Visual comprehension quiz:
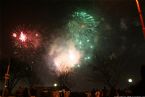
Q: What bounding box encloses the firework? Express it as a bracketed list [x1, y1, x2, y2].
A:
[12, 33, 17, 38]
[12, 26, 41, 49]
[48, 39, 82, 75]
[67, 10, 99, 62]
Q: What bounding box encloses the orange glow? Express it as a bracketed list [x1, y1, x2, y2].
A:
[135, 0, 145, 37]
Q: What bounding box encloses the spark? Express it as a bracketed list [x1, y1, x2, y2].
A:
[90, 45, 93, 49]
[12, 33, 17, 38]
[69, 50, 76, 61]
[77, 64, 80, 68]
[35, 33, 39, 37]
[128, 78, 133, 83]
[12, 26, 41, 49]
[67, 10, 100, 63]
[19, 32, 27, 42]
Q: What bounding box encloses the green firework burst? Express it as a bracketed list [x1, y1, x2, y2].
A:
[68, 10, 99, 62]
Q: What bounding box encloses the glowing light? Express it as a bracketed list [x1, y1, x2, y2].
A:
[12, 27, 41, 49]
[68, 11, 97, 50]
[77, 64, 80, 68]
[53, 45, 81, 74]
[19, 32, 27, 42]
[12, 33, 17, 37]
[49, 40, 82, 75]
[87, 39, 90, 42]
[87, 56, 90, 59]
[67, 10, 100, 63]
[68, 49, 81, 65]
[53, 83, 58, 87]
[79, 41, 82, 45]
[90, 45, 93, 48]
[135, 0, 145, 37]
[69, 50, 76, 61]
[128, 78, 133, 83]
[35, 33, 39, 37]
[85, 56, 90, 60]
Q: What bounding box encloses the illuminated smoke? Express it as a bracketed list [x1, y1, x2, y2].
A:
[48, 40, 82, 75]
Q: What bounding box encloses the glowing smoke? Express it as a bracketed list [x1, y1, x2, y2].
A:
[48, 40, 82, 75]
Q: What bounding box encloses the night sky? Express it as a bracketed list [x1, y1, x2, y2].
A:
[1, 0, 145, 91]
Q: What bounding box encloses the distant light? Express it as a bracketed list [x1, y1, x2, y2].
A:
[128, 78, 133, 83]
[53, 83, 58, 87]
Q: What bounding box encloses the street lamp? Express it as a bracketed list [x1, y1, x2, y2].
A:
[128, 78, 133, 83]
[53, 83, 58, 87]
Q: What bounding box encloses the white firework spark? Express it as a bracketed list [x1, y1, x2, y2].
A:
[48, 39, 82, 75]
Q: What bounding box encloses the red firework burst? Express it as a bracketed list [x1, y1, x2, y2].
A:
[12, 28, 41, 49]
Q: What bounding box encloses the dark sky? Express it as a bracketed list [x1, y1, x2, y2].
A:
[1, 0, 144, 57]
[1, 0, 145, 91]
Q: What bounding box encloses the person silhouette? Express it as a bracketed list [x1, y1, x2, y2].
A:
[131, 65, 145, 96]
